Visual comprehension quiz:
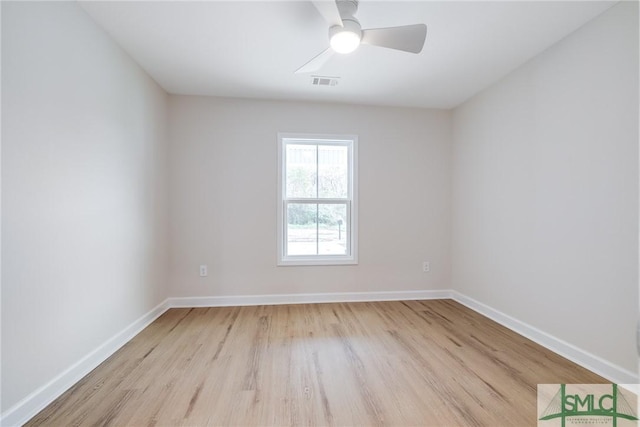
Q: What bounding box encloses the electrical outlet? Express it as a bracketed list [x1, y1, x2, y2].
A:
[199, 265, 208, 277]
[422, 261, 430, 273]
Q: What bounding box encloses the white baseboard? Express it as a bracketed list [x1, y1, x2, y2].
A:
[0, 299, 171, 427]
[4, 289, 636, 426]
[169, 289, 453, 308]
[451, 291, 639, 385]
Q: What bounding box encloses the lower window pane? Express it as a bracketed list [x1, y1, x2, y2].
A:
[286, 203, 317, 255]
[286, 203, 348, 257]
[319, 204, 347, 255]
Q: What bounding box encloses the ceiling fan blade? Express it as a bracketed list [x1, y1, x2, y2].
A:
[311, 0, 343, 27]
[295, 47, 335, 74]
[361, 24, 427, 54]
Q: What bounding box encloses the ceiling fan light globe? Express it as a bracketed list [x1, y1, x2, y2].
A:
[330, 30, 361, 54]
[328, 20, 362, 54]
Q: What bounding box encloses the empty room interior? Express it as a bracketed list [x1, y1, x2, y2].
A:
[2, 0, 639, 425]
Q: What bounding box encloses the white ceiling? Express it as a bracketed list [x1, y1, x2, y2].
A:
[79, 1, 617, 109]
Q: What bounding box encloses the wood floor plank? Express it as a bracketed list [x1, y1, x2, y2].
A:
[26, 300, 611, 426]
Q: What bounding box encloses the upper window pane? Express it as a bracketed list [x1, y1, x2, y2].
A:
[318, 145, 348, 199]
[286, 144, 317, 198]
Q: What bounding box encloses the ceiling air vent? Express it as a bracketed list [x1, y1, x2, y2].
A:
[311, 76, 339, 87]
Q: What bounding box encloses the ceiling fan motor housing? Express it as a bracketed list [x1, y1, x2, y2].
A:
[329, 19, 362, 39]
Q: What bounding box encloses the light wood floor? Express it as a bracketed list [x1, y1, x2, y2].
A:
[27, 300, 607, 426]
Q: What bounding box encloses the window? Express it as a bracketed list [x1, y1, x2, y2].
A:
[277, 133, 358, 266]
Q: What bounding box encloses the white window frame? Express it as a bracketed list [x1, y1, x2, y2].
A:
[277, 133, 358, 266]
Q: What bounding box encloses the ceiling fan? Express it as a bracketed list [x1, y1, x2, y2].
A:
[296, 0, 427, 74]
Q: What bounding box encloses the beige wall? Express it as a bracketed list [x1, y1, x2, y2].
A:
[168, 96, 452, 297]
[451, 1, 638, 374]
[2, 2, 170, 411]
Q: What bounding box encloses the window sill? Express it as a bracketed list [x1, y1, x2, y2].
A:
[278, 256, 358, 267]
